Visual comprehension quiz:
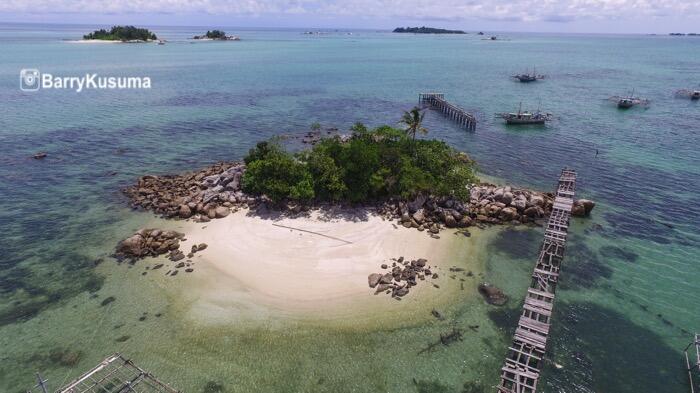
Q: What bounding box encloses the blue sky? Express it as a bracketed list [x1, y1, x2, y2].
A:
[1, 0, 699, 33]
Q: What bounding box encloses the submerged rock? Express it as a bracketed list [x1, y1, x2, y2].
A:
[572, 199, 596, 217]
[478, 283, 508, 306]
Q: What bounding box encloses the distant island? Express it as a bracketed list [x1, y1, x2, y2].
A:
[193, 30, 240, 41]
[393, 26, 466, 34]
[669, 33, 698, 36]
[83, 26, 157, 42]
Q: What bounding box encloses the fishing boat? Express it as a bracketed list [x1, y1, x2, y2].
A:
[675, 89, 700, 100]
[609, 90, 649, 109]
[497, 103, 552, 125]
[512, 68, 545, 82]
[617, 97, 635, 108]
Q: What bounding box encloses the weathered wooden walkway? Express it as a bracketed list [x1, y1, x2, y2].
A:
[685, 334, 700, 393]
[496, 168, 577, 393]
[419, 93, 476, 130]
[28, 353, 180, 393]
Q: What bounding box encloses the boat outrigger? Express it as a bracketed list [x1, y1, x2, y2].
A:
[512, 68, 545, 82]
[675, 89, 700, 100]
[497, 103, 552, 125]
[609, 90, 649, 109]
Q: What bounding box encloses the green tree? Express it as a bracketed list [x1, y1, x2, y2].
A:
[241, 150, 314, 203]
[399, 107, 427, 145]
[304, 148, 347, 200]
[244, 140, 279, 165]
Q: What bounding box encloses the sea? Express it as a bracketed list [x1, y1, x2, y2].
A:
[0, 23, 698, 393]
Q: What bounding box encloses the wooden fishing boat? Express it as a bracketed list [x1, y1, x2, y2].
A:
[609, 90, 649, 109]
[675, 89, 700, 100]
[512, 68, 545, 82]
[497, 103, 551, 125]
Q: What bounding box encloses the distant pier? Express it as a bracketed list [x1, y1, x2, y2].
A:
[496, 168, 577, 393]
[419, 93, 476, 131]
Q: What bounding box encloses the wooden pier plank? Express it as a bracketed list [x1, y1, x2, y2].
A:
[419, 92, 476, 130]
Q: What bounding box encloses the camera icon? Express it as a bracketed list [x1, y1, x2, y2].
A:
[20, 69, 41, 91]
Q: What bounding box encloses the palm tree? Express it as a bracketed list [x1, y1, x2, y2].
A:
[399, 107, 427, 145]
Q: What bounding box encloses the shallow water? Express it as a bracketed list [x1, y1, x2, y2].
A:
[0, 24, 699, 392]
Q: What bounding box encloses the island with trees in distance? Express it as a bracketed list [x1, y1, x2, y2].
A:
[82, 26, 157, 41]
[193, 30, 240, 41]
[393, 26, 466, 34]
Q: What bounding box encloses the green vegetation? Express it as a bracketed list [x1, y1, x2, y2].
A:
[399, 106, 427, 145]
[393, 26, 466, 34]
[83, 26, 157, 41]
[194, 30, 230, 39]
[241, 121, 478, 204]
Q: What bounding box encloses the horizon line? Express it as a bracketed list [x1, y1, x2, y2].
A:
[0, 20, 694, 36]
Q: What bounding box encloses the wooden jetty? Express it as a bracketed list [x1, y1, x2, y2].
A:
[497, 168, 577, 393]
[28, 353, 179, 393]
[685, 334, 700, 393]
[419, 93, 476, 131]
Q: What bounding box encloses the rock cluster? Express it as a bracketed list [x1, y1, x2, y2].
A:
[114, 228, 186, 262]
[379, 184, 555, 234]
[367, 256, 438, 299]
[124, 162, 254, 221]
[477, 283, 508, 306]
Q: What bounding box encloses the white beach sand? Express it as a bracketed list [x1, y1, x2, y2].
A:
[161, 208, 483, 327]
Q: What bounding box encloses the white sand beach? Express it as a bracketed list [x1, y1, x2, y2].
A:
[163, 208, 483, 326]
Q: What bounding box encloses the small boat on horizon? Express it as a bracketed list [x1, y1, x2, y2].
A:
[675, 88, 700, 100]
[497, 103, 552, 125]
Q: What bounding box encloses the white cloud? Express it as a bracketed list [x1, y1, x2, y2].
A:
[1, 0, 699, 22]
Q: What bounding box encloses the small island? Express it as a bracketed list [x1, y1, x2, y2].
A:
[193, 30, 240, 41]
[393, 26, 466, 34]
[82, 25, 157, 42]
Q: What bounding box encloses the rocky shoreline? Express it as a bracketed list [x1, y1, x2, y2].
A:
[114, 228, 208, 275]
[123, 161, 248, 221]
[123, 162, 595, 235]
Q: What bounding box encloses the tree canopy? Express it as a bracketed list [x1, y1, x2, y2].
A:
[83, 26, 157, 41]
[241, 125, 478, 204]
[193, 30, 231, 39]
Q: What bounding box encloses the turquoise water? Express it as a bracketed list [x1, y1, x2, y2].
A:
[1, 23, 699, 392]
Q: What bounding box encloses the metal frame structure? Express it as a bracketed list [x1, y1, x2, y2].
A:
[497, 168, 577, 393]
[28, 353, 179, 393]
